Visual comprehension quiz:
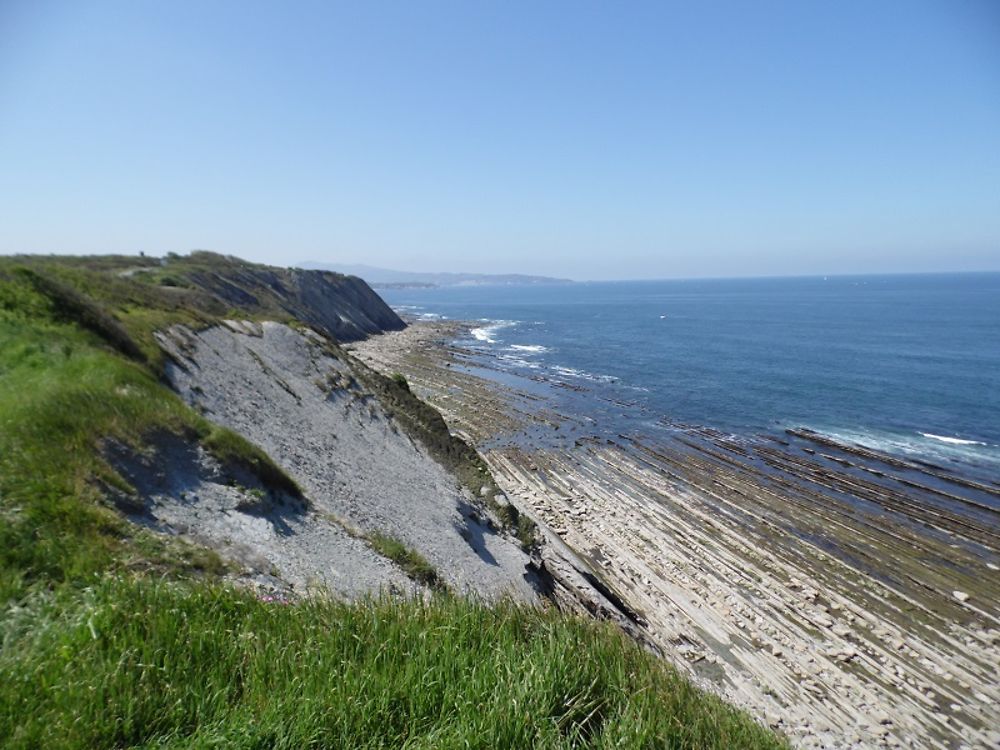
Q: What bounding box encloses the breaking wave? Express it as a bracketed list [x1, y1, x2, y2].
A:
[469, 320, 517, 344]
[803, 426, 998, 470]
[921, 433, 987, 447]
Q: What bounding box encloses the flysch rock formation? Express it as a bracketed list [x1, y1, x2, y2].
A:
[181, 260, 407, 343]
[146, 320, 539, 603]
[349, 321, 1000, 750]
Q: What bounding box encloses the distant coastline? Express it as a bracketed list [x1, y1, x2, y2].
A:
[297, 260, 573, 289]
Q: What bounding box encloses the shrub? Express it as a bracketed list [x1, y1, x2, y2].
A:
[391, 372, 410, 391]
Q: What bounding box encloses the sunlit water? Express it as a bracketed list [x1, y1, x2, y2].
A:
[382, 273, 1000, 480]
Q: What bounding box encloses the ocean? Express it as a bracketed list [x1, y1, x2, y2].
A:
[381, 273, 1000, 481]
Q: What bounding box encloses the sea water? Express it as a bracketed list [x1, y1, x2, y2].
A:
[381, 273, 1000, 479]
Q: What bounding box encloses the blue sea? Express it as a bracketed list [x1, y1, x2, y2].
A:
[381, 273, 1000, 480]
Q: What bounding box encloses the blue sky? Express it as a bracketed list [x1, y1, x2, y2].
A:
[1, 1, 998, 279]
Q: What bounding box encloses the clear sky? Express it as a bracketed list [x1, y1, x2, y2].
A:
[1, 1, 998, 279]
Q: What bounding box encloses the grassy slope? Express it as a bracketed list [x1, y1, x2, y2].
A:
[0, 581, 782, 750]
[0, 272, 214, 601]
[0, 254, 787, 749]
[0, 264, 298, 601]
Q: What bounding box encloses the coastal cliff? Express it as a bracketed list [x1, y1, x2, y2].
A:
[176, 253, 407, 342]
[0, 252, 786, 749]
[0, 251, 529, 601]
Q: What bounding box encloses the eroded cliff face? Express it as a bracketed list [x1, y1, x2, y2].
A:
[180, 259, 405, 342]
[147, 320, 540, 602]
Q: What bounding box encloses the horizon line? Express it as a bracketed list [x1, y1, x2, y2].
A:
[2, 249, 998, 284]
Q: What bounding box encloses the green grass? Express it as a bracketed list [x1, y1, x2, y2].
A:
[0, 577, 786, 750]
[367, 532, 445, 591]
[0, 255, 227, 372]
[0, 280, 196, 600]
[0, 269, 291, 601]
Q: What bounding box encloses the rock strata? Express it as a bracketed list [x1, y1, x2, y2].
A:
[351, 320, 1000, 750]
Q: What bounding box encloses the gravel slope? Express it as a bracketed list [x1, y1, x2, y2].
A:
[155, 320, 539, 602]
[107, 433, 413, 599]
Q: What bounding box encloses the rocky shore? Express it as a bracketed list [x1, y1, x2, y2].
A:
[349, 320, 1000, 750]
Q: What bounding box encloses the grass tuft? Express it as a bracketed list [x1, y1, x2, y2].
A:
[201, 425, 303, 500]
[367, 532, 445, 591]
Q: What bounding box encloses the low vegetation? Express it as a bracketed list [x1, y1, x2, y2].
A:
[0, 274, 198, 601]
[351, 356, 540, 550]
[0, 578, 785, 750]
[201, 425, 303, 499]
[367, 532, 445, 591]
[0, 264, 293, 601]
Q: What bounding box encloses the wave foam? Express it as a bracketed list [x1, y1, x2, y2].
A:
[509, 344, 548, 353]
[802, 426, 998, 469]
[552, 365, 618, 384]
[921, 432, 987, 447]
[499, 354, 541, 369]
[470, 320, 517, 344]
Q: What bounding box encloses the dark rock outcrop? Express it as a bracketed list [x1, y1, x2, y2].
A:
[290, 269, 405, 342]
[183, 259, 405, 342]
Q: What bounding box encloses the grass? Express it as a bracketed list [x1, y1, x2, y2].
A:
[391, 371, 410, 391]
[0, 278, 195, 601]
[0, 577, 786, 750]
[0, 255, 226, 372]
[0, 251, 312, 374]
[367, 532, 445, 591]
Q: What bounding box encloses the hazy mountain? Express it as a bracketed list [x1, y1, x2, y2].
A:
[297, 261, 573, 288]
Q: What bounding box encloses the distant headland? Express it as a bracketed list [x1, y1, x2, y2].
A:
[297, 261, 573, 289]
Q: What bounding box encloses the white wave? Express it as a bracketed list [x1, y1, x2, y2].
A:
[509, 344, 548, 353]
[551, 365, 617, 384]
[921, 432, 987, 447]
[802, 427, 998, 469]
[418, 312, 442, 320]
[499, 354, 541, 369]
[469, 320, 517, 344]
